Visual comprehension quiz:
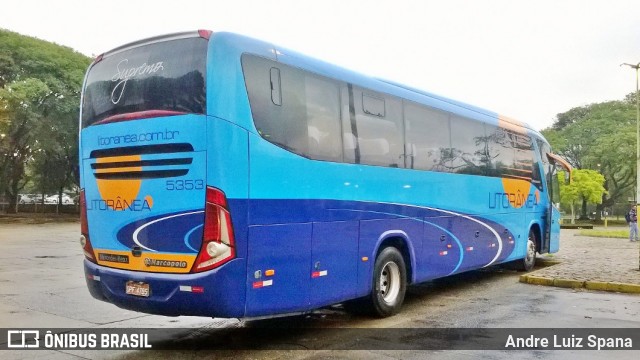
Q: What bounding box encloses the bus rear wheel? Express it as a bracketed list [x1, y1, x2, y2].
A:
[369, 247, 407, 317]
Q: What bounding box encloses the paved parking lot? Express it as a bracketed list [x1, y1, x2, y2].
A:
[1, 222, 639, 359]
[0, 222, 229, 329]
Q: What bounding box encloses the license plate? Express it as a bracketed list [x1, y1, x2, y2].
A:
[125, 281, 150, 297]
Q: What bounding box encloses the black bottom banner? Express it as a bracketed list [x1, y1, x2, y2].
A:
[2, 328, 639, 351]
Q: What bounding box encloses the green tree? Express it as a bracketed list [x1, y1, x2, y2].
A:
[559, 169, 607, 223]
[542, 98, 636, 219]
[0, 78, 50, 209]
[0, 29, 91, 212]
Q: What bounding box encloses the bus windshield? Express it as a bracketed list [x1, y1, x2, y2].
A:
[81, 37, 207, 127]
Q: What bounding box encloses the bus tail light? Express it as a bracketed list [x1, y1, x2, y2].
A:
[192, 187, 235, 272]
[80, 189, 96, 263]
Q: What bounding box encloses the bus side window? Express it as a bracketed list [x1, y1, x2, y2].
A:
[350, 88, 403, 167]
[450, 116, 487, 175]
[243, 54, 342, 162]
[536, 138, 552, 191]
[404, 102, 451, 172]
[303, 75, 342, 162]
[243, 55, 285, 144]
[513, 133, 535, 184]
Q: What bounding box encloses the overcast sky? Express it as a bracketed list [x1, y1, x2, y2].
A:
[2, 0, 639, 130]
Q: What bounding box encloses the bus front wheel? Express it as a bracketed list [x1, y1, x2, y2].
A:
[369, 247, 407, 317]
[512, 230, 536, 272]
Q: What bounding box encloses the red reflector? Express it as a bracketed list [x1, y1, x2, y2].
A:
[252, 280, 273, 288]
[198, 29, 212, 40]
[311, 270, 327, 278]
[191, 286, 204, 293]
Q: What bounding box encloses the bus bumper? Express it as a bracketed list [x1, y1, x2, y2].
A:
[84, 259, 246, 318]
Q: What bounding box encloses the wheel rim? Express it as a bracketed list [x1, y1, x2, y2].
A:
[379, 261, 401, 305]
[525, 237, 535, 267]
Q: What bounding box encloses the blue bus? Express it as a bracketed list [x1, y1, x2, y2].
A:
[79, 30, 571, 318]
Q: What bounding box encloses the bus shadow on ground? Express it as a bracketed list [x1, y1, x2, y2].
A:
[134, 262, 557, 354]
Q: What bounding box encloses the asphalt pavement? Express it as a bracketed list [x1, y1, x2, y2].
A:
[1, 221, 639, 359]
[521, 228, 640, 293]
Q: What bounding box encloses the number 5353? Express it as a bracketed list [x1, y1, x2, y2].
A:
[166, 179, 204, 191]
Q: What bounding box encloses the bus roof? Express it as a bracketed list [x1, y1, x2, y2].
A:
[97, 30, 542, 137]
[213, 32, 540, 135]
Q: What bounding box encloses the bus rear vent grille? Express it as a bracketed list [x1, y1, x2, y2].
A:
[90, 143, 193, 180]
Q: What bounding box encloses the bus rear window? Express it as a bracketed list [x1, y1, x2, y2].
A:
[81, 37, 207, 127]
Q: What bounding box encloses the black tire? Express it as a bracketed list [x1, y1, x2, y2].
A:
[513, 230, 537, 272]
[368, 247, 407, 317]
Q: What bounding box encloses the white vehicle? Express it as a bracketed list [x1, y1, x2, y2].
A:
[45, 194, 75, 205]
[18, 194, 38, 204]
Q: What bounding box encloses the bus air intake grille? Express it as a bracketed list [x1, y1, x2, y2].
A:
[90, 143, 194, 180]
[89, 143, 193, 158]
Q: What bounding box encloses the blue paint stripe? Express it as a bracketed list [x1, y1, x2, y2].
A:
[423, 220, 464, 274]
[184, 224, 203, 252]
[330, 207, 466, 274]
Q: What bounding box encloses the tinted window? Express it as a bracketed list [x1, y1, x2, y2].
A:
[341, 86, 356, 163]
[485, 126, 537, 183]
[513, 133, 535, 181]
[363, 94, 385, 117]
[305, 76, 342, 161]
[242, 55, 342, 162]
[350, 89, 403, 167]
[82, 37, 207, 127]
[450, 116, 488, 175]
[486, 125, 515, 177]
[242, 53, 542, 186]
[537, 138, 551, 166]
[534, 138, 552, 190]
[404, 102, 451, 171]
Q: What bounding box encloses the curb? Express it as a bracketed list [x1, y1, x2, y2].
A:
[520, 274, 640, 294]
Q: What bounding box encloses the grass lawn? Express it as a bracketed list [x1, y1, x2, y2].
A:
[577, 229, 630, 239]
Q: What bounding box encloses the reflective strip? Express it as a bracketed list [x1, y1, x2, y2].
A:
[179, 285, 204, 293]
[312, 270, 328, 278]
[253, 280, 273, 288]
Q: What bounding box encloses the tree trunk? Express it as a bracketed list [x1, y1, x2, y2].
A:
[570, 203, 576, 224]
[5, 185, 18, 214]
[595, 203, 605, 221]
[579, 197, 589, 220]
